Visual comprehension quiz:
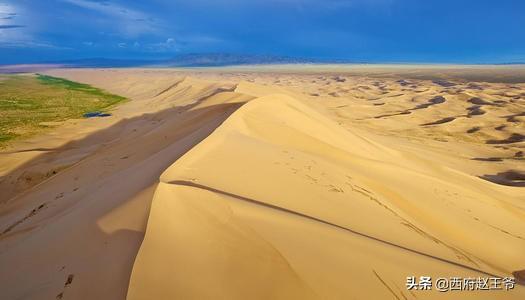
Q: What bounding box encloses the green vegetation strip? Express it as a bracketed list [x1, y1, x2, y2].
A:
[0, 74, 126, 147]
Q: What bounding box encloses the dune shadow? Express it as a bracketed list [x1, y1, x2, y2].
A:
[411, 95, 446, 110]
[479, 170, 525, 187]
[467, 126, 481, 133]
[486, 133, 525, 145]
[0, 96, 248, 298]
[421, 117, 456, 126]
[374, 110, 411, 119]
[514, 270, 525, 285]
[466, 105, 486, 117]
[0, 93, 245, 205]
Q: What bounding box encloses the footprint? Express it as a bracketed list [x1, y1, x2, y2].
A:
[1, 203, 47, 235]
[55, 274, 74, 299]
[65, 274, 74, 286]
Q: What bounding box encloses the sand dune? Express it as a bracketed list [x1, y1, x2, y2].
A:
[129, 90, 525, 299]
[0, 66, 524, 299]
[0, 72, 253, 299]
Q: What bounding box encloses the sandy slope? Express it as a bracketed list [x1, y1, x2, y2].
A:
[0, 71, 253, 299]
[0, 66, 524, 299]
[128, 91, 525, 299]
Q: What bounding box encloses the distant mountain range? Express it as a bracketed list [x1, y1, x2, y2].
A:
[50, 53, 342, 68]
[160, 53, 320, 66]
[3, 54, 523, 69]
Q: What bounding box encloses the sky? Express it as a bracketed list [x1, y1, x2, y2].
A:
[0, 0, 524, 64]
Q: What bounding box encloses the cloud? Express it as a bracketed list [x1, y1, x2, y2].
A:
[61, 0, 163, 37]
[0, 3, 25, 30]
[0, 24, 24, 29]
[0, 39, 68, 49]
[163, 0, 394, 9]
[145, 37, 179, 52]
[0, 3, 63, 50]
[0, 2, 17, 20]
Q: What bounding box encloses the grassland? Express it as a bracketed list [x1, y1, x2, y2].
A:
[0, 74, 126, 147]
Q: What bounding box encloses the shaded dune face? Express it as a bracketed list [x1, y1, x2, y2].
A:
[0, 67, 524, 300]
[480, 170, 525, 187]
[412, 95, 446, 110]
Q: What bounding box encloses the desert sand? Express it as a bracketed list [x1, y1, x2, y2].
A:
[0, 65, 524, 299]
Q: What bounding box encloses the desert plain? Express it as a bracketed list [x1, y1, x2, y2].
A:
[0, 65, 524, 299]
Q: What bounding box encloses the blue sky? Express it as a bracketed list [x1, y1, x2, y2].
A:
[0, 0, 524, 64]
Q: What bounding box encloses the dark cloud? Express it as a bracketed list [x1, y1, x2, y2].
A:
[0, 25, 25, 29]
